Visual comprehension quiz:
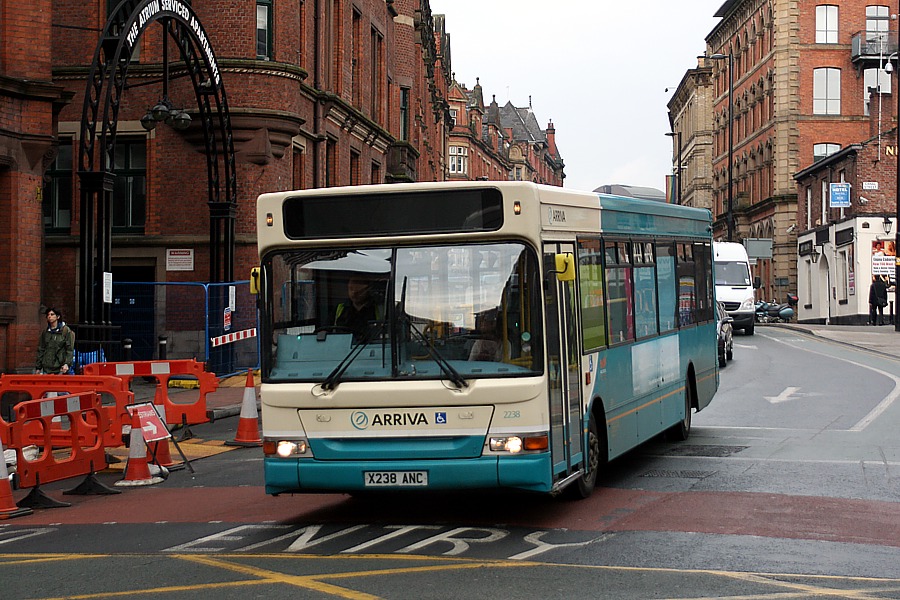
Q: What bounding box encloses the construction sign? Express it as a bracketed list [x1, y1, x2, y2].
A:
[128, 403, 171, 442]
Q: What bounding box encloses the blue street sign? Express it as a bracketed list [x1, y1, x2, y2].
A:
[830, 182, 851, 208]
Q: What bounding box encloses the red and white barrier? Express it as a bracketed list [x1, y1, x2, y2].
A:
[0, 374, 134, 449]
[82, 359, 216, 429]
[9, 391, 116, 508]
[210, 328, 257, 348]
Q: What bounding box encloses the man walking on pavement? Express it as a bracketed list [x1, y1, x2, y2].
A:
[869, 275, 889, 326]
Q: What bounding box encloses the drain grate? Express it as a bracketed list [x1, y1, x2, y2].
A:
[665, 444, 748, 458]
[641, 469, 715, 479]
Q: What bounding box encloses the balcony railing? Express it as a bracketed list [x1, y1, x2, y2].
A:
[851, 31, 899, 63]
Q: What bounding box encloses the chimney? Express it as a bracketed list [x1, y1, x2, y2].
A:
[473, 77, 484, 110]
[546, 120, 558, 156]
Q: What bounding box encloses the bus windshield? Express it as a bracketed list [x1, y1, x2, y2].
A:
[263, 241, 543, 383]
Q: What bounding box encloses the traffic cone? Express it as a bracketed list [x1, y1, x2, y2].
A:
[150, 438, 179, 469]
[226, 370, 262, 447]
[0, 437, 33, 519]
[115, 410, 165, 487]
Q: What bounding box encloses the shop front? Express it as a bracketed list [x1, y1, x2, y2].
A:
[798, 216, 896, 325]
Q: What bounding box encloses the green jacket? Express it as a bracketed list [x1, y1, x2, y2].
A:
[36, 322, 75, 374]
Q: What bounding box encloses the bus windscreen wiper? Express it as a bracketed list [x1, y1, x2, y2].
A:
[405, 318, 468, 389]
[320, 322, 384, 391]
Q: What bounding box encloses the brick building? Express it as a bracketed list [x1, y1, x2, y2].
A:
[666, 59, 716, 210]
[445, 78, 564, 185]
[0, 1, 71, 374]
[492, 98, 564, 186]
[794, 90, 899, 324]
[0, 0, 564, 373]
[447, 78, 511, 181]
[671, 0, 900, 306]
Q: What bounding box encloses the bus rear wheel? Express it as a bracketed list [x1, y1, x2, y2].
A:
[667, 377, 693, 442]
[571, 413, 601, 499]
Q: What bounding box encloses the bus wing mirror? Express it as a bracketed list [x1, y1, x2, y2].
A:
[554, 253, 576, 282]
[250, 267, 260, 295]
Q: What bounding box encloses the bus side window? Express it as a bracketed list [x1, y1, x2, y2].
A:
[677, 243, 696, 326]
[577, 237, 606, 350]
[655, 243, 678, 333]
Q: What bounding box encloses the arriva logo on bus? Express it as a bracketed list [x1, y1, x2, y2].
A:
[548, 207, 567, 224]
[351, 411, 439, 430]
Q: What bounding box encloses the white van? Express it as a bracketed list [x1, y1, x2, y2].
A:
[713, 242, 757, 335]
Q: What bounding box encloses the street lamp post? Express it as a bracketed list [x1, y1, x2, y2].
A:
[710, 52, 735, 241]
[896, 55, 900, 331]
[889, 28, 900, 330]
[665, 131, 682, 204]
[895, 10, 900, 330]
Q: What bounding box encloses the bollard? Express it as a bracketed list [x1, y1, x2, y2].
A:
[158, 336, 167, 361]
[123, 338, 133, 362]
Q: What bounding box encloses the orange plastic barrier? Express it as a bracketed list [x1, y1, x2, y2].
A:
[9, 392, 110, 491]
[0, 374, 134, 449]
[82, 359, 217, 428]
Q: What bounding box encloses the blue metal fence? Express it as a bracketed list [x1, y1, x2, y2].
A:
[110, 280, 259, 377]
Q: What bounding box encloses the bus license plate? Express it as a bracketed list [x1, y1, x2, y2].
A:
[364, 471, 428, 487]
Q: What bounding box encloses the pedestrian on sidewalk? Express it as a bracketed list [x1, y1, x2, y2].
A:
[35, 307, 75, 374]
[869, 275, 889, 326]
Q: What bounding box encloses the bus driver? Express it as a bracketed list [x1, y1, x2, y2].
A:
[334, 275, 384, 338]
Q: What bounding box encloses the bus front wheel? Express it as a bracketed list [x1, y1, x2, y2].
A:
[571, 413, 601, 499]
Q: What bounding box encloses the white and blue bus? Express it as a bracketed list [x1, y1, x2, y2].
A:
[254, 181, 717, 498]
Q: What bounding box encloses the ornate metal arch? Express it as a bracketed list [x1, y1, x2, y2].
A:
[78, 0, 236, 327]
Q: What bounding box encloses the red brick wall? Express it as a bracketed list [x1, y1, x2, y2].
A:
[2, 2, 52, 78]
[792, 1, 900, 230]
[795, 2, 898, 182]
[0, 0, 65, 372]
[796, 132, 898, 228]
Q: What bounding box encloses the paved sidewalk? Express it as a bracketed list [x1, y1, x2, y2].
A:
[776, 322, 900, 358]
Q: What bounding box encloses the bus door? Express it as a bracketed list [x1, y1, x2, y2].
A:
[543, 243, 584, 482]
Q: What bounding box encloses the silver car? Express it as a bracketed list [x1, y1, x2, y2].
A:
[716, 301, 734, 367]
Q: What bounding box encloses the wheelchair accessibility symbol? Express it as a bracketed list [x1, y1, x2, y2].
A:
[435, 412, 447, 425]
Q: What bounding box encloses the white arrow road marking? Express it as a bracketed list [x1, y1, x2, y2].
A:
[761, 331, 900, 431]
[765, 386, 801, 404]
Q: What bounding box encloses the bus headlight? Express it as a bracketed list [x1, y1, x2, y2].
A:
[489, 434, 548, 453]
[491, 436, 523, 453]
[263, 438, 309, 457]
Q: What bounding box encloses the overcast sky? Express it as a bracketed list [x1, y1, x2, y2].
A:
[432, 1, 722, 194]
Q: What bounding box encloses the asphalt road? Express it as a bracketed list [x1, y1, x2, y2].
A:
[3, 325, 900, 599]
